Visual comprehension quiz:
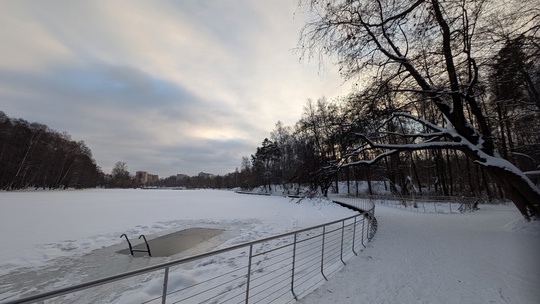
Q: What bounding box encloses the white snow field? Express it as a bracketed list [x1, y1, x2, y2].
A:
[1, 188, 539, 303]
[0, 189, 355, 303]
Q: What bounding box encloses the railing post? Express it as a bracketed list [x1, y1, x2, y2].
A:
[161, 267, 169, 304]
[361, 215, 366, 248]
[368, 212, 373, 242]
[340, 221, 346, 265]
[352, 216, 357, 255]
[320, 226, 328, 281]
[291, 233, 298, 301]
[245, 244, 254, 304]
[367, 212, 373, 241]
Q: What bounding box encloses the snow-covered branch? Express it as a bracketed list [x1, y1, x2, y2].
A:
[343, 149, 400, 167]
[355, 135, 467, 152]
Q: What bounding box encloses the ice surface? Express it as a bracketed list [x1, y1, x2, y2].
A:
[0, 189, 354, 302]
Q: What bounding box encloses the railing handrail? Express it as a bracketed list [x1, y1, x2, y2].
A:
[3, 197, 375, 304]
[344, 193, 487, 203]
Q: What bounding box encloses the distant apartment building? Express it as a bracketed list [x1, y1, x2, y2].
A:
[136, 171, 159, 185]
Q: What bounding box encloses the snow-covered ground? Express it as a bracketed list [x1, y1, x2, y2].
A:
[300, 203, 540, 304]
[1, 188, 539, 303]
[0, 189, 354, 302]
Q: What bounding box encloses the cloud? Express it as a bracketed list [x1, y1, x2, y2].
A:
[0, 0, 349, 177]
[0, 60, 264, 176]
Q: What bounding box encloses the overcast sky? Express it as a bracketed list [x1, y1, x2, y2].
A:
[0, 0, 349, 177]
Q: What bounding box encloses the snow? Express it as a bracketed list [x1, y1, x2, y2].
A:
[0, 189, 355, 302]
[1, 189, 539, 303]
[300, 203, 540, 304]
[524, 170, 540, 177]
[0, 189, 354, 273]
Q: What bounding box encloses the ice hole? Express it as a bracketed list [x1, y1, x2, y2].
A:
[118, 228, 224, 257]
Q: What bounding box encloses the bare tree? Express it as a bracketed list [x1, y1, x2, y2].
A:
[299, 0, 540, 220]
[111, 161, 132, 188]
[0, 112, 100, 190]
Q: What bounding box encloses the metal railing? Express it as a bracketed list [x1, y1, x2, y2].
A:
[3, 198, 376, 304]
[359, 195, 479, 213]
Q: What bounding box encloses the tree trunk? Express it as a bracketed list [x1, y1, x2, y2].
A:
[411, 152, 423, 194]
[445, 150, 454, 196]
[366, 166, 373, 196]
[346, 166, 350, 195]
[481, 168, 493, 202]
[484, 165, 540, 221]
[466, 158, 475, 195]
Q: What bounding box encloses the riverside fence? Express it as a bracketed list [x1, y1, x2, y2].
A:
[358, 195, 480, 213]
[3, 197, 376, 304]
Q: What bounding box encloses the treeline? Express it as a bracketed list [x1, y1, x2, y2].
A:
[160, 172, 242, 189]
[105, 161, 243, 189]
[235, 35, 540, 199]
[0, 111, 102, 190]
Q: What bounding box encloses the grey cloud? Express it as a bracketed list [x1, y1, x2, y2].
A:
[0, 62, 200, 121]
[122, 137, 254, 177]
[0, 0, 347, 178]
[0, 62, 266, 176]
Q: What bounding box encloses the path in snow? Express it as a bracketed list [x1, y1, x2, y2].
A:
[299, 204, 540, 304]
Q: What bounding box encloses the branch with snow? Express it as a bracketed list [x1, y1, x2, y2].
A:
[341, 112, 473, 168]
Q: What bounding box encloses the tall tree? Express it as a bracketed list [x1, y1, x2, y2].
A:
[489, 37, 540, 169]
[252, 138, 281, 192]
[111, 161, 132, 188]
[299, 0, 540, 220]
[270, 121, 301, 192]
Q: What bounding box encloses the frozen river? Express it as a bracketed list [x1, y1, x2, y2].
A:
[0, 189, 354, 302]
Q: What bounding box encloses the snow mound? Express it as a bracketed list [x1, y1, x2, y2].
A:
[503, 218, 540, 236]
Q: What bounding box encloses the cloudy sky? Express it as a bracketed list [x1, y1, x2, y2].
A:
[0, 0, 350, 177]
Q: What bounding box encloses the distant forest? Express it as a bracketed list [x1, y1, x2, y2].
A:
[239, 92, 539, 200]
[0, 111, 102, 190]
